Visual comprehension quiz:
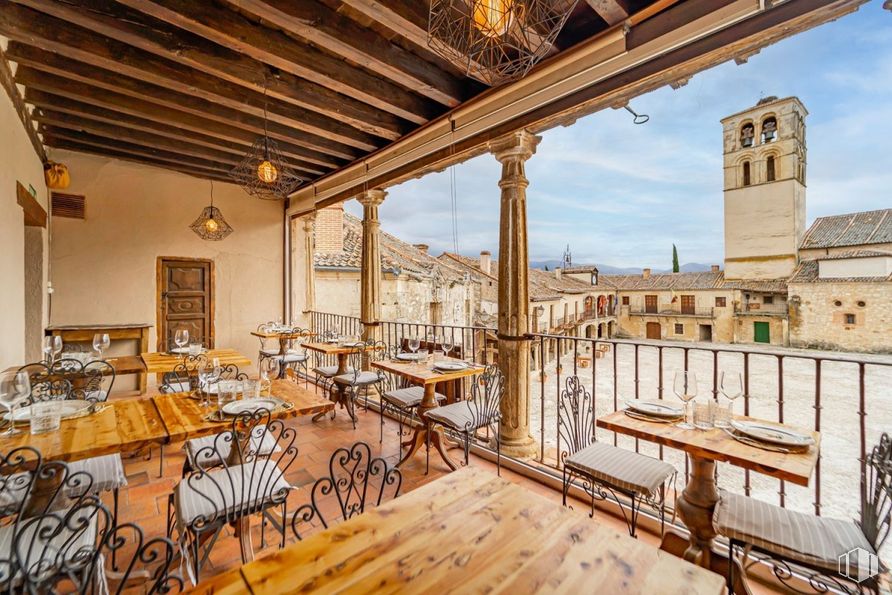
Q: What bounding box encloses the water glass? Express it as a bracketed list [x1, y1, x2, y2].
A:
[30, 402, 61, 435]
[693, 402, 714, 430]
[712, 399, 733, 428]
[241, 379, 260, 400]
[188, 342, 203, 356]
[673, 370, 698, 430]
[217, 381, 238, 414]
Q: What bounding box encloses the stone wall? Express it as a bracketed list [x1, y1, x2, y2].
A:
[789, 282, 892, 353]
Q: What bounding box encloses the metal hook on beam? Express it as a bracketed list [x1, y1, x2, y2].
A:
[624, 105, 649, 125]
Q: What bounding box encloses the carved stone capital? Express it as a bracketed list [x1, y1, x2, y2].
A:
[302, 211, 316, 233]
[489, 130, 541, 164]
[356, 188, 387, 209]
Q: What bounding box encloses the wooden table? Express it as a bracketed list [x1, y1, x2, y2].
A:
[302, 342, 381, 423]
[598, 410, 820, 592]
[46, 324, 152, 393]
[141, 348, 253, 375]
[186, 467, 726, 595]
[372, 356, 484, 471]
[251, 329, 314, 378]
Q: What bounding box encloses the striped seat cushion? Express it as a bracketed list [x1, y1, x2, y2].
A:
[313, 365, 354, 378]
[565, 442, 675, 498]
[714, 490, 875, 573]
[333, 371, 381, 386]
[382, 386, 446, 409]
[185, 429, 281, 469]
[426, 401, 494, 431]
[66, 454, 127, 496]
[175, 460, 291, 528]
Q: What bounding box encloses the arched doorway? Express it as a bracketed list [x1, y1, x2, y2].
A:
[585, 324, 595, 338]
[597, 323, 604, 338]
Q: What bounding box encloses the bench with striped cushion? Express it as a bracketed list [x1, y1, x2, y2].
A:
[565, 441, 675, 499]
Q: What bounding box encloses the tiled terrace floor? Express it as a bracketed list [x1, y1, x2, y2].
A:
[109, 388, 780, 593]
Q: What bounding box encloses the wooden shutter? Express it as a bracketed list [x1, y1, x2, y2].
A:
[51, 192, 85, 219]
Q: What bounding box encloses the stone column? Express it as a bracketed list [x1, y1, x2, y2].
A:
[490, 130, 540, 458]
[302, 213, 316, 327]
[358, 189, 386, 343]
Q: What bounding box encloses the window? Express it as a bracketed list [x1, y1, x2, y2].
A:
[674, 323, 684, 335]
[742, 161, 751, 186]
[645, 295, 657, 314]
[761, 116, 777, 143]
[680, 295, 695, 315]
[834, 300, 842, 307]
[766, 155, 776, 181]
[740, 123, 754, 148]
[763, 295, 774, 305]
[622, 296, 630, 306]
[845, 313, 856, 325]
[715, 297, 726, 307]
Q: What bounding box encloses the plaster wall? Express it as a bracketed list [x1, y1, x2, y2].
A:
[0, 82, 48, 370]
[48, 150, 283, 368]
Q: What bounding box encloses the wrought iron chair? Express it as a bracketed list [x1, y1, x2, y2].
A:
[424, 364, 504, 475]
[290, 441, 401, 540]
[331, 340, 388, 429]
[557, 376, 676, 538]
[158, 355, 209, 394]
[379, 346, 447, 445]
[167, 408, 297, 584]
[257, 325, 310, 384]
[0, 446, 181, 594]
[716, 432, 891, 594]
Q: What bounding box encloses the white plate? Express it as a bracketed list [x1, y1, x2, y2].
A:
[731, 421, 814, 447]
[624, 400, 684, 418]
[342, 342, 364, 348]
[433, 361, 468, 372]
[222, 398, 279, 416]
[7, 400, 92, 423]
[396, 353, 426, 361]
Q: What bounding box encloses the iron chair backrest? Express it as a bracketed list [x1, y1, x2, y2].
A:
[861, 432, 892, 553]
[466, 364, 504, 431]
[556, 376, 595, 462]
[18, 359, 115, 404]
[160, 354, 209, 393]
[218, 363, 248, 381]
[0, 447, 180, 594]
[344, 340, 388, 384]
[291, 441, 401, 539]
[183, 408, 297, 529]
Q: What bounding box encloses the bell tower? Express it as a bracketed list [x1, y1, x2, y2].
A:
[721, 96, 807, 280]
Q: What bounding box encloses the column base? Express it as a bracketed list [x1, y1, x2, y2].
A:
[498, 433, 538, 459]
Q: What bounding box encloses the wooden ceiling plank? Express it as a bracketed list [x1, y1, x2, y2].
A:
[215, 0, 465, 106]
[40, 126, 238, 174]
[15, 68, 345, 170]
[24, 89, 327, 176]
[584, 0, 630, 26]
[43, 137, 237, 184]
[11, 0, 438, 123]
[7, 46, 369, 159]
[0, 45, 45, 161]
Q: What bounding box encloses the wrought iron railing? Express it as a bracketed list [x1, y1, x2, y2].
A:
[630, 307, 715, 317]
[306, 311, 891, 533]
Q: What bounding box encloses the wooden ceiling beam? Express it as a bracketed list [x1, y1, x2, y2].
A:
[8, 0, 439, 124]
[43, 137, 237, 184]
[39, 126, 238, 175]
[7, 45, 369, 160]
[15, 68, 346, 170]
[24, 89, 327, 176]
[584, 0, 631, 26]
[338, 0, 432, 51]
[126, 0, 466, 107]
[0, 45, 45, 161]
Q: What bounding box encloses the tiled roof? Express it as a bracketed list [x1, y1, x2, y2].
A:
[601, 271, 787, 293]
[562, 265, 599, 274]
[815, 249, 892, 261]
[789, 259, 892, 284]
[315, 215, 468, 282]
[800, 209, 892, 250]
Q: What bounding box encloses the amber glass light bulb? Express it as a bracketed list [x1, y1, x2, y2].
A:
[257, 160, 278, 183]
[204, 218, 219, 233]
[472, 0, 513, 38]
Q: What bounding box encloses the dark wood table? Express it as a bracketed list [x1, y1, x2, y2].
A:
[185, 467, 726, 594]
[598, 410, 820, 593]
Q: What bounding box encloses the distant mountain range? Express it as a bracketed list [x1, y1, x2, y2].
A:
[529, 260, 717, 275]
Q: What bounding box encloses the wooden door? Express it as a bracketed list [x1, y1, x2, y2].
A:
[753, 321, 770, 344]
[157, 258, 214, 351]
[646, 322, 661, 340]
[644, 295, 657, 313]
[681, 295, 695, 315]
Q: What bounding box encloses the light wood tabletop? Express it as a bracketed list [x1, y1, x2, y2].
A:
[302, 341, 376, 356]
[0, 398, 167, 464]
[141, 348, 253, 374]
[372, 356, 484, 385]
[187, 467, 726, 595]
[151, 378, 333, 443]
[597, 410, 820, 486]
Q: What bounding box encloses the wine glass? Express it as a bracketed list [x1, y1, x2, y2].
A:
[267, 357, 281, 382]
[0, 372, 31, 436]
[673, 371, 698, 430]
[442, 335, 454, 359]
[717, 371, 743, 427]
[92, 333, 110, 360]
[407, 336, 420, 355]
[42, 337, 55, 364]
[52, 336, 63, 364]
[174, 329, 189, 352]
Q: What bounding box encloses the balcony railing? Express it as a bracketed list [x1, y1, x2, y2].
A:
[308, 311, 890, 530]
[630, 307, 714, 318]
[735, 303, 788, 316]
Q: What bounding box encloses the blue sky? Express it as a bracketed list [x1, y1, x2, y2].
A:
[346, 2, 892, 269]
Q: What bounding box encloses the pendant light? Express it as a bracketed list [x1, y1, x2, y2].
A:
[428, 0, 579, 86]
[230, 83, 303, 200]
[190, 180, 233, 241]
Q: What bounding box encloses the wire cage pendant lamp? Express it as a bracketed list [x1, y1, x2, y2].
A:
[229, 84, 303, 200]
[190, 180, 233, 241]
[428, 0, 579, 86]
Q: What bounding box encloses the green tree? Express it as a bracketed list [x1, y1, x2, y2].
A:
[672, 244, 680, 273]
